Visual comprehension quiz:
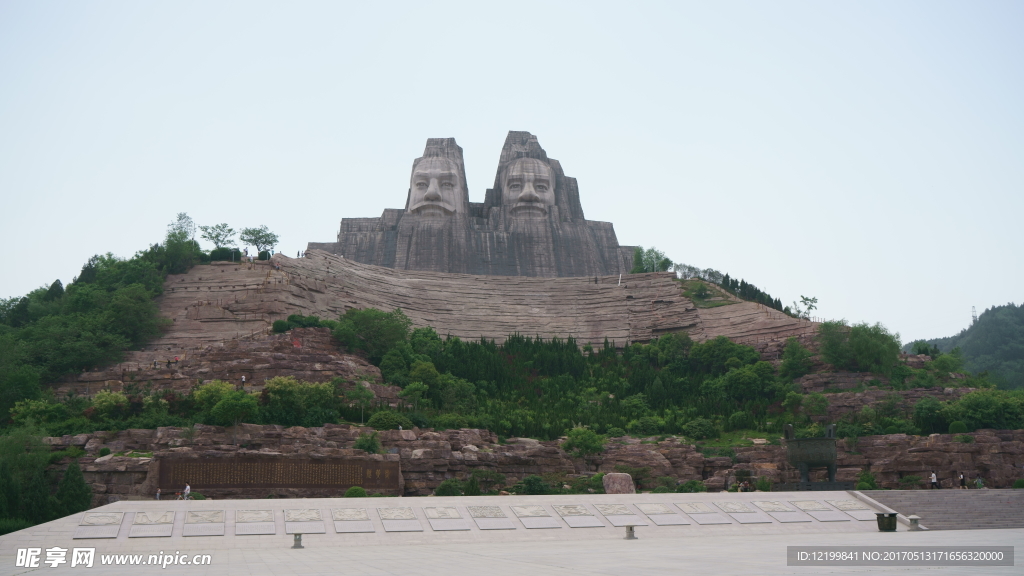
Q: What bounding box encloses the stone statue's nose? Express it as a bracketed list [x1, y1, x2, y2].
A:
[424, 179, 442, 201]
[518, 184, 541, 203]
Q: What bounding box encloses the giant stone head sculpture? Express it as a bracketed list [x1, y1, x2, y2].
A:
[406, 138, 469, 217]
[501, 157, 555, 218]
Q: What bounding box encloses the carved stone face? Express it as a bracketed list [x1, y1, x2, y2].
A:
[502, 158, 554, 218]
[408, 157, 463, 217]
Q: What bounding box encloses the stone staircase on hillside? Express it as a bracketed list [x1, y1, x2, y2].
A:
[865, 490, 1024, 530]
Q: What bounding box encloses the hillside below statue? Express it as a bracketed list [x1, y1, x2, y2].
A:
[308, 131, 636, 277]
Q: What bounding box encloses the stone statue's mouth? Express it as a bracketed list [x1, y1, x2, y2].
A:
[510, 202, 548, 218]
[410, 203, 454, 217]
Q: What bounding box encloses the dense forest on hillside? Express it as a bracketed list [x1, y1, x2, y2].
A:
[907, 303, 1024, 390]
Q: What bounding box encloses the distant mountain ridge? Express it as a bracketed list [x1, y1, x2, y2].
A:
[907, 302, 1024, 389]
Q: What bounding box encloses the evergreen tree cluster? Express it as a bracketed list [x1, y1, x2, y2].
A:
[718, 273, 784, 311]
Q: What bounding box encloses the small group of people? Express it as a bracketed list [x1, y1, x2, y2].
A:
[930, 470, 984, 489]
[155, 483, 191, 500]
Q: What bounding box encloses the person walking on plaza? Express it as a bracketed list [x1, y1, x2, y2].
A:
[155, 488, 161, 500]
[930, 471, 939, 489]
[975, 476, 984, 489]
[183, 482, 191, 499]
[959, 471, 966, 490]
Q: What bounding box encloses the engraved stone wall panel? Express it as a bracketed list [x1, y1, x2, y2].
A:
[285, 521, 326, 534]
[236, 510, 274, 523]
[183, 524, 225, 537]
[81, 513, 124, 526]
[675, 503, 730, 525]
[511, 505, 561, 529]
[332, 508, 374, 533]
[129, 524, 174, 538]
[133, 511, 174, 525]
[158, 457, 399, 492]
[284, 509, 322, 522]
[826, 499, 877, 521]
[379, 507, 422, 532]
[332, 508, 370, 521]
[186, 510, 225, 523]
[73, 526, 121, 539]
[467, 506, 514, 530]
[634, 503, 689, 526]
[553, 504, 604, 528]
[235, 523, 276, 535]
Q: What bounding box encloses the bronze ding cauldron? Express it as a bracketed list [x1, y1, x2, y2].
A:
[784, 424, 838, 483]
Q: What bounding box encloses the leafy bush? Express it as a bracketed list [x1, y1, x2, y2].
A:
[431, 413, 468, 430]
[434, 479, 462, 496]
[1013, 479, 1024, 489]
[272, 320, 292, 333]
[652, 486, 671, 493]
[514, 475, 551, 495]
[676, 479, 707, 493]
[98, 447, 110, 457]
[332, 308, 412, 365]
[857, 470, 878, 490]
[899, 475, 922, 489]
[955, 434, 974, 444]
[726, 411, 753, 431]
[818, 321, 901, 376]
[606, 427, 626, 438]
[344, 486, 367, 498]
[191, 492, 206, 500]
[948, 421, 968, 434]
[365, 411, 413, 431]
[755, 476, 772, 492]
[627, 416, 664, 436]
[209, 247, 241, 262]
[681, 418, 718, 439]
[354, 432, 382, 454]
[462, 475, 481, 496]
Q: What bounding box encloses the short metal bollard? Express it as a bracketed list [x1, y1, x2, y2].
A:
[908, 515, 921, 531]
[624, 525, 637, 540]
[292, 533, 304, 549]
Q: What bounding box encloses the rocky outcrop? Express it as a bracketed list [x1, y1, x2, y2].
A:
[44, 426, 1024, 507]
[57, 328, 387, 398]
[819, 387, 975, 423]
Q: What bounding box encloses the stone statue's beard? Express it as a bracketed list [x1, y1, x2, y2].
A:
[509, 202, 549, 218]
[410, 202, 455, 217]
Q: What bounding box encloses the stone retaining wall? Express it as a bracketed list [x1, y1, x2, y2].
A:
[43, 425, 1024, 508]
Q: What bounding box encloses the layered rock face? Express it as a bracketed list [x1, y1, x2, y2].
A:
[45, 425, 1024, 506]
[309, 132, 635, 277]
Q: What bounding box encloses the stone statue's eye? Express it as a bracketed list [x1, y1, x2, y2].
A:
[442, 182, 454, 188]
[416, 182, 427, 188]
[536, 184, 548, 192]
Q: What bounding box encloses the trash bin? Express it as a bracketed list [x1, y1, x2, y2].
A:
[876, 513, 897, 532]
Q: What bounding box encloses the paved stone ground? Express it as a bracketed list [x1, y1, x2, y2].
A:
[867, 489, 1024, 530]
[4, 492, 1019, 575]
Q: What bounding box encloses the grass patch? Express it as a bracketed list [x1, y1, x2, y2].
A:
[692, 429, 762, 447]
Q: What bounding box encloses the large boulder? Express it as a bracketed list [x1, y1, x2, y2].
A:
[603, 472, 636, 494]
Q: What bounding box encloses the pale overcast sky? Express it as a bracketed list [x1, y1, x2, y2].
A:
[1, 1, 1021, 343]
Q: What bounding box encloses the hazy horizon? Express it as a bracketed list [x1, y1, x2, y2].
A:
[2, 1, 1021, 343]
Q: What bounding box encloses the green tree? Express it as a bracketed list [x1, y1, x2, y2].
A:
[55, 460, 93, 516]
[399, 382, 429, 412]
[198, 223, 236, 248]
[210, 391, 259, 444]
[561, 427, 606, 469]
[779, 337, 813, 380]
[913, 396, 946, 434]
[332, 308, 412, 364]
[239, 225, 279, 254]
[630, 246, 673, 274]
[344, 385, 375, 425]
